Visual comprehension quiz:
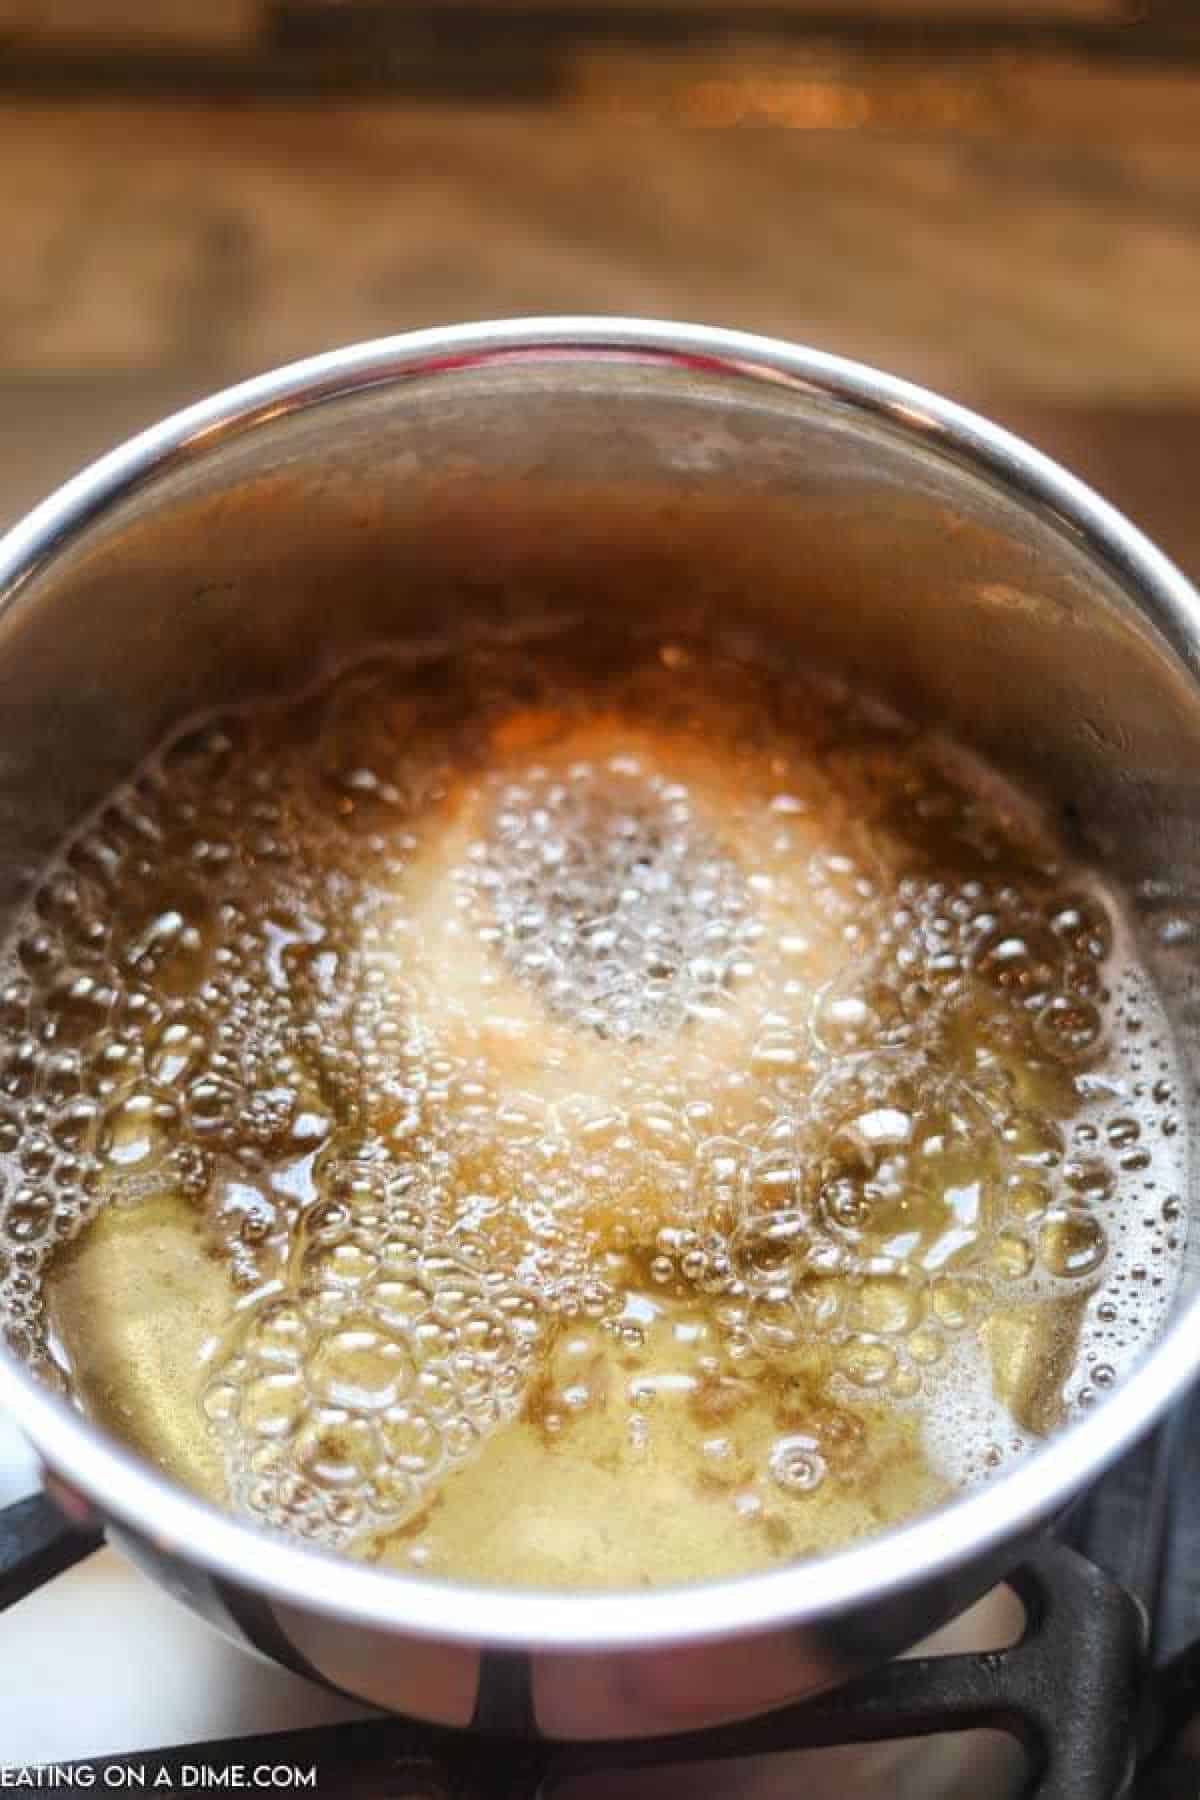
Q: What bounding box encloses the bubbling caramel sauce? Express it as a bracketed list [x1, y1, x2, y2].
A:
[0, 628, 1186, 1588]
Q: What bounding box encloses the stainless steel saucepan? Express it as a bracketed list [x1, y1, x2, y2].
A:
[0, 319, 1197, 1740]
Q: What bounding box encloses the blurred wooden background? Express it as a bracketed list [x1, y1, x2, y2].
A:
[0, 2, 1198, 569]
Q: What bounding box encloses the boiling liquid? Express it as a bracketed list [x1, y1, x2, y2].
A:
[0, 631, 1186, 1587]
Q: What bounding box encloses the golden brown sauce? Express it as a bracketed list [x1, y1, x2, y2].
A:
[0, 629, 1185, 1587]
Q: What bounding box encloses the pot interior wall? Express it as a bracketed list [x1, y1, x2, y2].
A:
[1, 352, 1198, 1412]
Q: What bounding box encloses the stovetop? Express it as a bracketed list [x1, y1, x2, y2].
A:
[5, 1392, 1200, 1798]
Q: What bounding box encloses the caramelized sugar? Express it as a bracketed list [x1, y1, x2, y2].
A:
[0, 628, 1186, 1587]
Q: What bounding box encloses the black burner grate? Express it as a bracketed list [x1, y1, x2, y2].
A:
[6, 1387, 1200, 1798]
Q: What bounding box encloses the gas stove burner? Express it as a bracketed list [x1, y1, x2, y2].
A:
[6, 1390, 1200, 1799]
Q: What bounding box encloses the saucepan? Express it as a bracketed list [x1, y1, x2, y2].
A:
[0, 319, 1197, 1742]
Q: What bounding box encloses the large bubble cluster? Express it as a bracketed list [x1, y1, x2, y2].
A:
[476, 756, 754, 1043]
[0, 630, 1187, 1574]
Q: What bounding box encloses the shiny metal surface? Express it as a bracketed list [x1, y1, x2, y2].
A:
[0, 318, 1198, 1737]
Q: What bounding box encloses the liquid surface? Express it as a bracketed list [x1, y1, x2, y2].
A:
[0, 629, 1186, 1588]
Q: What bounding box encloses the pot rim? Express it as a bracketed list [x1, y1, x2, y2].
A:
[0, 315, 1197, 1652]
